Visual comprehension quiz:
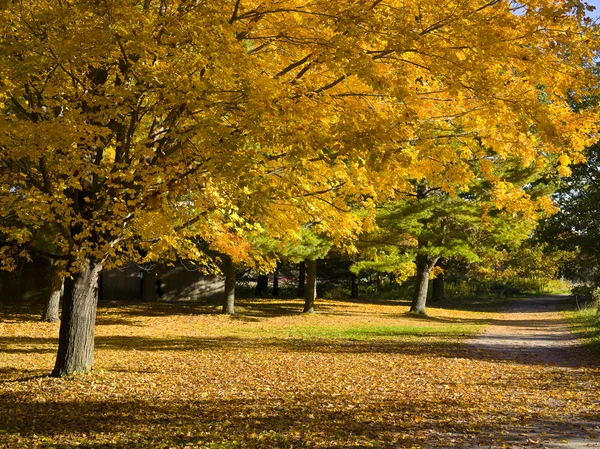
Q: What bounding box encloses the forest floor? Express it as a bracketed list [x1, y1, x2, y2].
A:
[0, 295, 598, 448]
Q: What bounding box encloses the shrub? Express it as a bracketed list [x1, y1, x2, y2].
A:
[570, 285, 600, 310]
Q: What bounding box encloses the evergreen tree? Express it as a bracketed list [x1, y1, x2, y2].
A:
[355, 159, 556, 313]
[538, 142, 600, 283]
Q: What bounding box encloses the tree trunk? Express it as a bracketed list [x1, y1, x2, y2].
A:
[255, 274, 269, 296]
[431, 272, 445, 303]
[350, 273, 359, 299]
[98, 270, 104, 301]
[41, 260, 64, 323]
[51, 260, 102, 377]
[298, 261, 305, 297]
[409, 255, 439, 314]
[303, 259, 317, 313]
[272, 265, 279, 297]
[141, 269, 158, 301]
[222, 255, 236, 315]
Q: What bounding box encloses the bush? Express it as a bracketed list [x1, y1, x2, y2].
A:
[444, 280, 477, 298]
[444, 279, 524, 298]
[570, 285, 600, 310]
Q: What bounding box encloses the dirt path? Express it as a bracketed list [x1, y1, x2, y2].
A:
[469, 295, 600, 448]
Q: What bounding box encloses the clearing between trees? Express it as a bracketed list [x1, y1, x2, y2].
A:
[0, 295, 598, 448]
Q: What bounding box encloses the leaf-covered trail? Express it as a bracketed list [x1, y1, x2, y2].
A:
[470, 295, 592, 367]
[468, 295, 600, 447]
[0, 296, 598, 448]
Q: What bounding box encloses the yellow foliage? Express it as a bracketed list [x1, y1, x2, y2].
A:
[0, 0, 598, 270]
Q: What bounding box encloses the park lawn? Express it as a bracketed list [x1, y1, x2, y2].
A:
[0, 297, 597, 448]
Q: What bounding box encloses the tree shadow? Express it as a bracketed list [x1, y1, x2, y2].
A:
[0, 390, 597, 448]
[233, 301, 304, 317]
[0, 367, 48, 382]
[396, 311, 568, 330]
[87, 335, 594, 369]
[0, 307, 44, 322]
[0, 328, 592, 369]
[95, 316, 149, 326]
[0, 336, 56, 354]
[94, 295, 571, 326]
[98, 300, 218, 317]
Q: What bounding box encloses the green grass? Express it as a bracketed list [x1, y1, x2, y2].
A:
[264, 323, 477, 340]
[221, 296, 502, 341]
[563, 304, 600, 357]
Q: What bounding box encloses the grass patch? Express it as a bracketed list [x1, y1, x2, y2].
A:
[219, 297, 498, 341]
[266, 323, 475, 341]
[563, 304, 600, 357]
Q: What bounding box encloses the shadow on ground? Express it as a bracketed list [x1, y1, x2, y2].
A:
[0, 332, 593, 370]
[0, 389, 597, 448]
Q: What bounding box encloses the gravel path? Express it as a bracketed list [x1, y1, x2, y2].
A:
[470, 295, 592, 368]
[469, 295, 600, 448]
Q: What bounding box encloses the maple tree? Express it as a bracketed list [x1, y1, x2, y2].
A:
[221, 255, 237, 315]
[1, 0, 598, 376]
[40, 259, 64, 323]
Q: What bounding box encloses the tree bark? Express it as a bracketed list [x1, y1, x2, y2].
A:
[303, 259, 317, 313]
[298, 261, 305, 297]
[51, 260, 102, 377]
[272, 265, 279, 297]
[41, 260, 64, 323]
[350, 273, 359, 299]
[141, 269, 158, 301]
[255, 274, 269, 296]
[222, 255, 236, 315]
[409, 255, 439, 314]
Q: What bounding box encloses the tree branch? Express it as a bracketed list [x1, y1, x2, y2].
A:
[229, 0, 242, 24]
[275, 53, 312, 78]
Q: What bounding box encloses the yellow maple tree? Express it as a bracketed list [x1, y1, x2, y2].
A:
[0, 0, 597, 375]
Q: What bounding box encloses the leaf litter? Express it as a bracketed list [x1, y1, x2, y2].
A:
[0, 296, 598, 448]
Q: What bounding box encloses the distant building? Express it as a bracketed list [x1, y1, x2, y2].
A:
[0, 258, 224, 304]
[100, 263, 224, 302]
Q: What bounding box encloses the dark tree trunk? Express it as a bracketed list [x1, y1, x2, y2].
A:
[141, 269, 158, 301]
[350, 273, 359, 299]
[298, 261, 306, 297]
[431, 272, 445, 303]
[51, 260, 102, 377]
[303, 259, 317, 313]
[41, 260, 64, 323]
[409, 255, 439, 314]
[222, 255, 236, 315]
[98, 270, 104, 301]
[255, 274, 269, 296]
[272, 265, 279, 297]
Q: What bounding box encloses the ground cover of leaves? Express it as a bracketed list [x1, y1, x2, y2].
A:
[0, 296, 598, 448]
